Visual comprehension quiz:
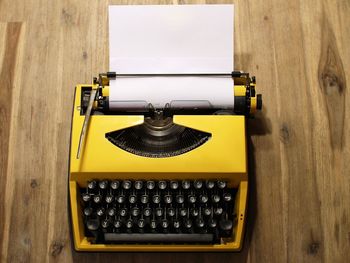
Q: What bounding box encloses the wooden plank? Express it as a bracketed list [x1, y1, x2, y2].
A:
[0, 0, 349, 262]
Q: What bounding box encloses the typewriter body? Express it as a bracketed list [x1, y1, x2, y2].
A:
[69, 71, 262, 252]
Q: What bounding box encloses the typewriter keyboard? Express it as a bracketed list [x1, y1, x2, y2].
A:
[79, 180, 237, 244]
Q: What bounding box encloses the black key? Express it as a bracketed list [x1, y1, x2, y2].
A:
[143, 208, 152, 217]
[155, 207, 163, 217]
[126, 218, 133, 229]
[104, 233, 214, 243]
[208, 218, 217, 228]
[129, 194, 137, 204]
[99, 180, 108, 190]
[176, 194, 184, 204]
[167, 207, 175, 217]
[93, 194, 102, 204]
[131, 207, 140, 217]
[188, 195, 196, 204]
[119, 208, 128, 217]
[219, 218, 233, 237]
[170, 180, 179, 190]
[212, 194, 220, 203]
[182, 180, 190, 190]
[117, 194, 126, 204]
[82, 193, 91, 202]
[179, 208, 187, 217]
[110, 180, 120, 190]
[105, 194, 114, 204]
[87, 180, 97, 190]
[150, 219, 158, 231]
[141, 195, 149, 204]
[173, 219, 181, 230]
[84, 207, 93, 216]
[217, 180, 227, 189]
[152, 194, 161, 204]
[122, 180, 132, 190]
[86, 219, 99, 231]
[206, 180, 215, 190]
[137, 219, 145, 229]
[200, 194, 208, 204]
[107, 208, 116, 217]
[158, 181, 167, 190]
[102, 218, 111, 228]
[161, 219, 169, 230]
[164, 194, 172, 204]
[184, 219, 193, 230]
[191, 208, 199, 217]
[194, 180, 203, 190]
[147, 181, 155, 190]
[223, 192, 232, 202]
[203, 207, 211, 216]
[196, 217, 205, 229]
[214, 207, 223, 216]
[96, 207, 105, 217]
[114, 218, 122, 229]
[134, 180, 143, 190]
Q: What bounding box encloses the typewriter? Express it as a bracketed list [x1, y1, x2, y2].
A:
[69, 71, 262, 252]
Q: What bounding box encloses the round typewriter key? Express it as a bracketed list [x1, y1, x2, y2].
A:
[87, 180, 97, 190]
[206, 180, 215, 189]
[119, 208, 128, 217]
[122, 180, 132, 190]
[105, 194, 114, 204]
[141, 195, 149, 204]
[86, 219, 100, 231]
[223, 192, 232, 202]
[191, 208, 199, 217]
[196, 218, 205, 228]
[129, 195, 137, 204]
[173, 219, 181, 230]
[179, 208, 187, 217]
[93, 194, 102, 204]
[138, 219, 145, 229]
[167, 207, 175, 217]
[126, 219, 133, 229]
[131, 207, 140, 217]
[99, 180, 108, 190]
[194, 180, 203, 190]
[184, 219, 193, 229]
[102, 219, 110, 228]
[176, 195, 184, 204]
[214, 207, 223, 216]
[170, 180, 179, 190]
[219, 218, 233, 231]
[82, 193, 91, 202]
[188, 195, 196, 204]
[156, 207, 163, 217]
[150, 219, 157, 230]
[108, 208, 116, 217]
[114, 218, 122, 229]
[204, 207, 211, 216]
[117, 195, 126, 204]
[217, 180, 227, 189]
[134, 180, 143, 190]
[143, 208, 152, 217]
[110, 180, 120, 190]
[152, 194, 161, 204]
[200, 195, 208, 204]
[208, 218, 217, 228]
[164, 194, 172, 204]
[212, 194, 221, 203]
[158, 181, 167, 190]
[182, 180, 190, 190]
[146, 181, 155, 190]
[161, 219, 169, 229]
[96, 207, 105, 217]
[83, 207, 93, 216]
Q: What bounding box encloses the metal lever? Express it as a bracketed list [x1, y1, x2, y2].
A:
[77, 89, 97, 159]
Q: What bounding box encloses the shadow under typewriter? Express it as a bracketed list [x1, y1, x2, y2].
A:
[81, 180, 237, 245]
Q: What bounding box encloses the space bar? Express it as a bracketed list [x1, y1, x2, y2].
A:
[104, 233, 214, 243]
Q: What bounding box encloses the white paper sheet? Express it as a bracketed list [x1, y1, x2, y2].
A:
[108, 5, 234, 110]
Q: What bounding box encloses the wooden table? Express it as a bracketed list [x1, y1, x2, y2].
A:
[1, 0, 349, 262]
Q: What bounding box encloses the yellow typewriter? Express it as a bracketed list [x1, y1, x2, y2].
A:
[69, 71, 262, 251]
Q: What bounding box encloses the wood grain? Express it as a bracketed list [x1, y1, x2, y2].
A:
[0, 0, 349, 262]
